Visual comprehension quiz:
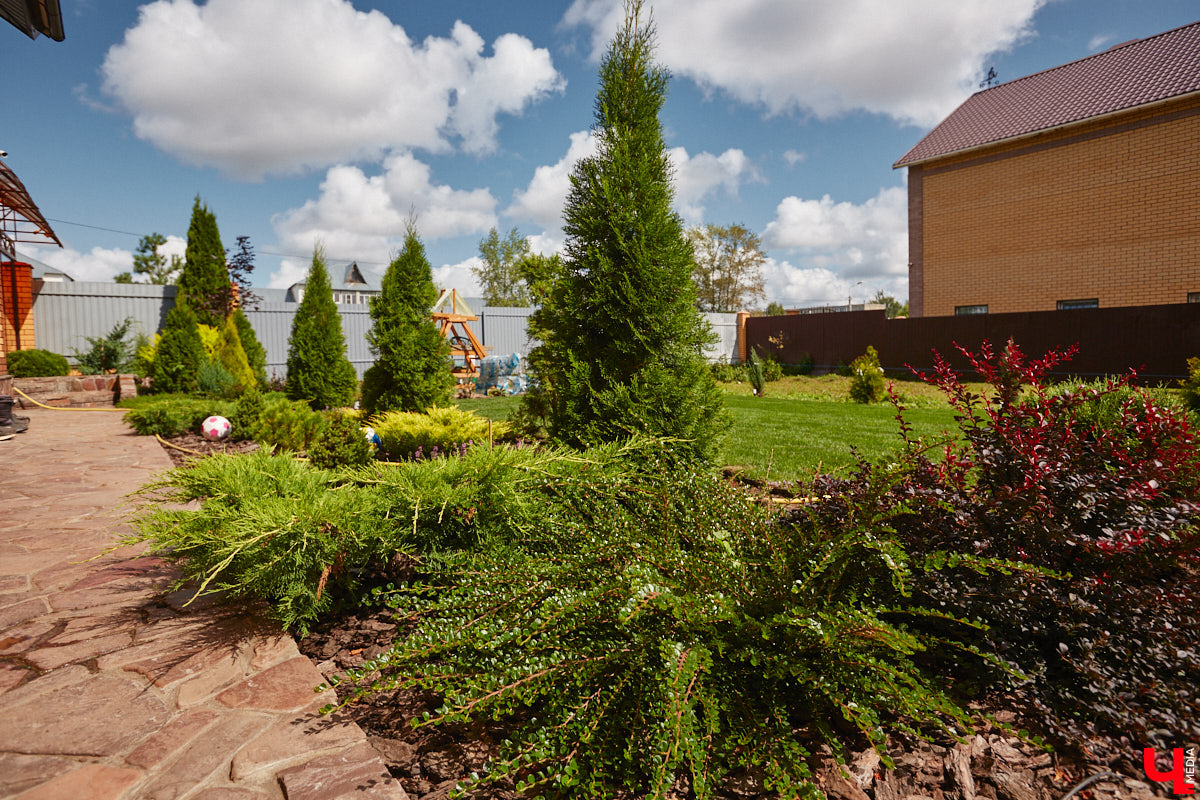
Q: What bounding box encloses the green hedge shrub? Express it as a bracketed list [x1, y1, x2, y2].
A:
[8, 349, 69, 378]
[123, 396, 236, 438]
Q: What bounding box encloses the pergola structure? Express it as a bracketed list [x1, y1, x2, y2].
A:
[0, 157, 63, 377]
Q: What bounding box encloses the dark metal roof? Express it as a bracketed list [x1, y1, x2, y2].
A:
[0, 158, 63, 259]
[0, 0, 65, 41]
[895, 19, 1200, 167]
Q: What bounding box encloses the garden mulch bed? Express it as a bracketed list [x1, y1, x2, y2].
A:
[147, 438, 1171, 799]
[296, 596, 1167, 800]
[159, 432, 261, 466]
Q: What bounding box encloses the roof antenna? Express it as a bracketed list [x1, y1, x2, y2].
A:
[980, 67, 998, 88]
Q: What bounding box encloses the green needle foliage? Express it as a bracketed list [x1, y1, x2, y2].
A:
[128, 451, 401, 631]
[216, 314, 256, 393]
[233, 308, 268, 389]
[150, 305, 205, 394]
[361, 224, 453, 415]
[178, 196, 229, 327]
[285, 245, 359, 409]
[521, 0, 728, 463]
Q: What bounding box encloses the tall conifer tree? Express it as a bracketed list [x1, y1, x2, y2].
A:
[521, 0, 728, 461]
[361, 224, 453, 414]
[178, 196, 228, 327]
[284, 246, 358, 409]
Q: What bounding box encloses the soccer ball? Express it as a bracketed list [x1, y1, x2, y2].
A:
[362, 426, 381, 452]
[201, 415, 232, 441]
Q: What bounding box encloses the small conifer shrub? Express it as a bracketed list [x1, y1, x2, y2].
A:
[151, 306, 206, 394]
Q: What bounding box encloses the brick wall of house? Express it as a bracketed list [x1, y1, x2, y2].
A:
[1, 262, 36, 355]
[911, 93, 1200, 317]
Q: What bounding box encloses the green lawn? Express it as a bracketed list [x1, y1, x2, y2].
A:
[458, 387, 959, 481]
[720, 394, 957, 481]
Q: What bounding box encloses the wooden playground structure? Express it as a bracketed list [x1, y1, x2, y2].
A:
[432, 289, 487, 379]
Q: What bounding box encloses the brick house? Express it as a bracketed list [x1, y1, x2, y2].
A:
[895, 21, 1200, 318]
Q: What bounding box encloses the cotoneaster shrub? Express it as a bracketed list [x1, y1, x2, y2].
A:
[325, 443, 1025, 800]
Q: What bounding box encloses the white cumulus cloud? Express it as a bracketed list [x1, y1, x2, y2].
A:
[21, 244, 133, 283]
[668, 146, 758, 222]
[102, 0, 564, 178]
[507, 130, 598, 230]
[562, 0, 1046, 126]
[272, 152, 497, 269]
[508, 131, 757, 232]
[763, 185, 908, 282]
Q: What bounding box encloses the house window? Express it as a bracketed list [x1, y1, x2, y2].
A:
[1056, 298, 1098, 310]
[955, 304, 988, 316]
[1188, 292, 1200, 303]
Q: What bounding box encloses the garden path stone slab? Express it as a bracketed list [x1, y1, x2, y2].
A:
[0, 672, 171, 756]
[13, 763, 143, 800]
[0, 409, 407, 800]
[276, 741, 404, 800]
[0, 754, 78, 796]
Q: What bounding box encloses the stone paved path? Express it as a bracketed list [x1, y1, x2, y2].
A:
[0, 408, 407, 800]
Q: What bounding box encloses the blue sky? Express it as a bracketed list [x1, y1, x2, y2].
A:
[4, 0, 1197, 307]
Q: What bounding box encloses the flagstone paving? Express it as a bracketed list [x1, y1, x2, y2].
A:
[0, 408, 406, 800]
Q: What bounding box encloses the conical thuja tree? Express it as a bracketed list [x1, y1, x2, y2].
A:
[522, 0, 728, 462]
[285, 246, 358, 409]
[361, 224, 453, 415]
[178, 196, 229, 328]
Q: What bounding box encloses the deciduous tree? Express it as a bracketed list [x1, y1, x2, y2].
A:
[687, 223, 766, 312]
[473, 227, 532, 306]
[871, 290, 909, 318]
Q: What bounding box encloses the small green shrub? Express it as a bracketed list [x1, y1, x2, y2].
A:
[331, 454, 1011, 799]
[308, 411, 374, 470]
[230, 386, 266, 440]
[849, 345, 885, 403]
[761, 353, 782, 382]
[8, 349, 69, 378]
[151, 306, 205, 395]
[782, 352, 814, 376]
[1180, 356, 1200, 412]
[253, 395, 328, 451]
[74, 317, 138, 374]
[372, 405, 503, 460]
[123, 396, 236, 438]
[197, 361, 237, 399]
[709, 357, 746, 383]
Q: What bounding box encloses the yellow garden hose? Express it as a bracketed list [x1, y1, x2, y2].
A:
[11, 385, 128, 412]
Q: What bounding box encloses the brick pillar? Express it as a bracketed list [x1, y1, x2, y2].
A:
[736, 311, 750, 363]
[1, 261, 35, 353]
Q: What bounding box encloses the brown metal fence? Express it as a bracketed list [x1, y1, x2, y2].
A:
[746, 304, 1200, 380]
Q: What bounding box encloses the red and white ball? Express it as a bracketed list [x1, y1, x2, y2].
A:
[201, 415, 232, 441]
